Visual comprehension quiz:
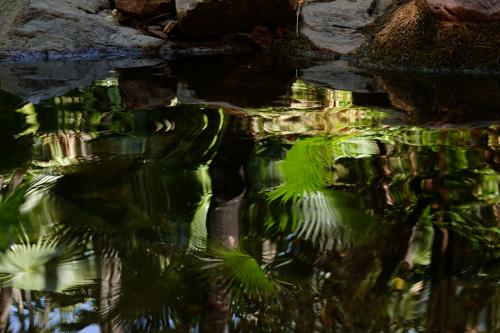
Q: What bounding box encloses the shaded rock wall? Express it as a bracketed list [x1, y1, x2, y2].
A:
[175, 0, 297, 38]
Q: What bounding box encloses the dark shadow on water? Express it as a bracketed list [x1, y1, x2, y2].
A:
[374, 71, 500, 125]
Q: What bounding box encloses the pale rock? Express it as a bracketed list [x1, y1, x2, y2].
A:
[0, 0, 165, 61]
[301, 0, 393, 54]
[427, 0, 500, 21]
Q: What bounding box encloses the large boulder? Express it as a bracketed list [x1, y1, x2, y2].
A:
[427, 0, 500, 21]
[116, 0, 174, 17]
[175, 0, 298, 38]
[301, 0, 394, 54]
[0, 0, 165, 62]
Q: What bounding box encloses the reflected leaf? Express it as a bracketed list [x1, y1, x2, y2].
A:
[199, 245, 281, 301]
[0, 236, 95, 291]
[268, 137, 330, 202]
[264, 137, 377, 250]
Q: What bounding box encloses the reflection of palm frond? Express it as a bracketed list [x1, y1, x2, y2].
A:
[0, 173, 34, 250]
[293, 191, 349, 251]
[0, 186, 29, 249]
[264, 136, 378, 250]
[266, 137, 342, 250]
[99, 249, 202, 333]
[0, 234, 95, 291]
[198, 246, 280, 301]
[447, 207, 500, 251]
[268, 137, 329, 203]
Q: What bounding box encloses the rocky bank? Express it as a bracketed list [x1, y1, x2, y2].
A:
[0, 0, 392, 62]
[0, 0, 499, 70]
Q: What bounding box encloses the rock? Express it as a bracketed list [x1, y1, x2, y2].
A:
[159, 41, 242, 60]
[301, 0, 393, 54]
[0, 0, 165, 62]
[300, 61, 384, 93]
[116, 0, 174, 17]
[427, 0, 500, 21]
[175, 0, 298, 38]
[372, 0, 397, 16]
[0, 59, 162, 103]
[239, 25, 274, 49]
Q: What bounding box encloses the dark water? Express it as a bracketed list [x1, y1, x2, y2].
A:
[0, 57, 500, 332]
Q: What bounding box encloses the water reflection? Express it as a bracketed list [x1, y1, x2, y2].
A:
[0, 60, 499, 332]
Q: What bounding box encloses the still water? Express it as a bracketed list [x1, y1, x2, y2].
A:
[0, 57, 499, 332]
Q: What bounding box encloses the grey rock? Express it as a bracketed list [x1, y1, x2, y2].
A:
[0, 0, 165, 62]
[0, 59, 163, 103]
[373, 0, 396, 16]
[300, 61, 384, 93]
[159, 41, 239, 60]
[72, 0, 111, 14]
[176, 0, 202, 19]
[301, 0, 393, 54]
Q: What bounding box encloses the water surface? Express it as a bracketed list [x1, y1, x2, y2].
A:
[0, 58, 500, 332]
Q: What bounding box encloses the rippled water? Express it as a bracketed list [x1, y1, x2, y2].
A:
[0, 58, 500, 332]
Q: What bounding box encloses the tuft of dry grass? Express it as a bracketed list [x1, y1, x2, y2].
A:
[362, 0, 500, 70]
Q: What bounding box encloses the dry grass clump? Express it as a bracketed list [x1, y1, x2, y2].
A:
[364, 0, 500, 70]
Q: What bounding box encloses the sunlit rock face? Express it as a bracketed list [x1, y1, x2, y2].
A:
[0, 0, 164, 61]
[116, 0, 174, 17]
[427, 0, 500, 21]
[175, 0, 298, 37]
[300, 0, 395, 54]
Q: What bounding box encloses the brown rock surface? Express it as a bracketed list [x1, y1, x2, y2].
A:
[427, 0, 500, 21]
[116, 0, 174, 17]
